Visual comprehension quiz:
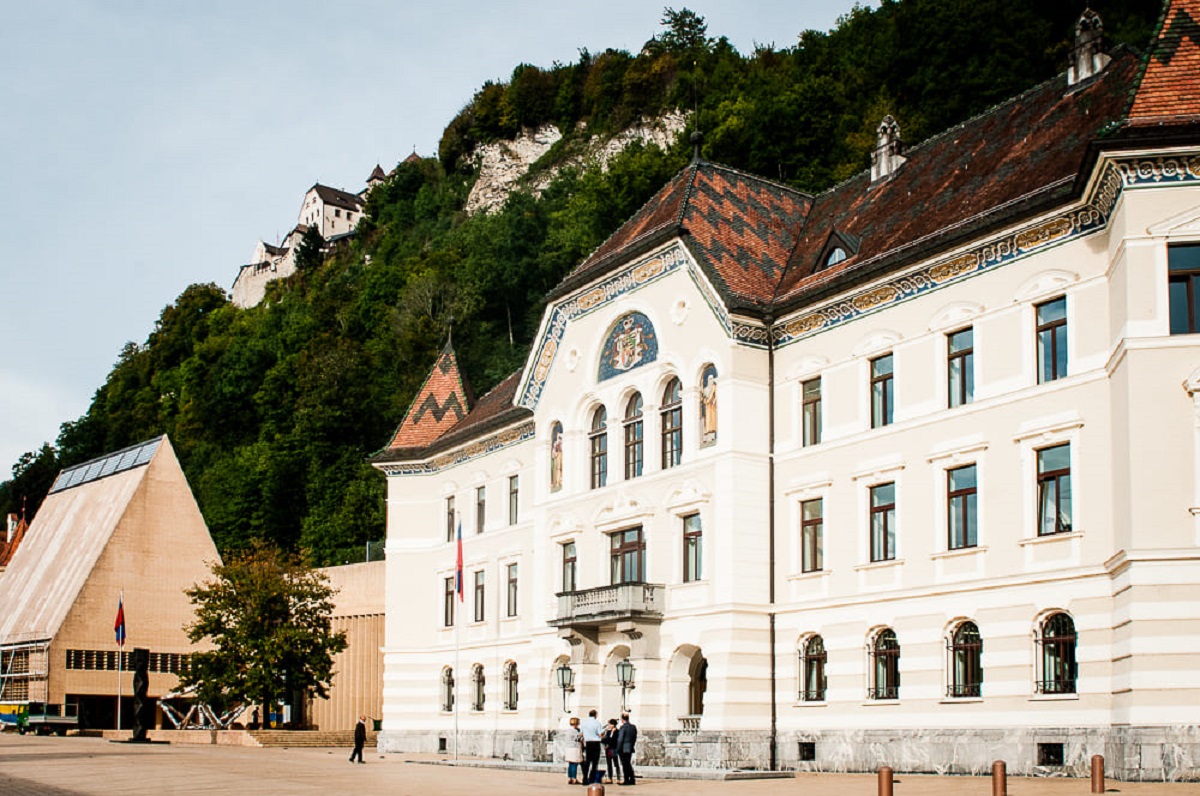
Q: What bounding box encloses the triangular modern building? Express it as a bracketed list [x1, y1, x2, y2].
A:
[0, 437, 219, 729]
[373, 3, 1200, 779]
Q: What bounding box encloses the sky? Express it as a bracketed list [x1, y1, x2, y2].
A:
[0, 0, 865, 476]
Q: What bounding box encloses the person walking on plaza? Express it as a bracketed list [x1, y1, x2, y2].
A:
[349, 715, 367, 763]
[616, 712, 637, 785]
[580, 709, 604, 784]
[562, 716, 585, 784]
[601, 717, 621, 784]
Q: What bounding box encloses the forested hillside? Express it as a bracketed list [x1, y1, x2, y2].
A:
[0, 1, 1162, 565]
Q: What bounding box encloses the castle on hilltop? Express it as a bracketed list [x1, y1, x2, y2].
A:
[230, 160, 403, 308]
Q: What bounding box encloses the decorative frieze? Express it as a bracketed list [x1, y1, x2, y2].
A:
[379, 421, 536, 476]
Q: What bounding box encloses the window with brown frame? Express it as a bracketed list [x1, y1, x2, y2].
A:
[561, 541, 577, 593]
[1036, 297, 1068, 383]
[947, 464, 978, 549]
[1169, 244, 1200, 334]
[801, 498, 823, 573]
[682, 514, 702, 582]
[661, 378, 682, 468]
[947, 328, 974, 407]
[473, 570, 486, 622]
[1037, 444, 1072, 535]
[869, 629, 900, 700]
[801, 635, 827, 701]
[947, 621, 982, 697]
[610, 527, 645, 584]
[508, 475, 519, 525]
[506, 562, 518, 617]
[590, 406, 608, 489]
[869, 483, 896, 562]
[443, 577, 456, 627]
[624, 394, 644, 479]
[475, 486, 486, 534]
[871, 354, 894, 428]
[802, 377, 822, 446]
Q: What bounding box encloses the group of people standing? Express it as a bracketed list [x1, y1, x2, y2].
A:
[564, 710, 637, 786]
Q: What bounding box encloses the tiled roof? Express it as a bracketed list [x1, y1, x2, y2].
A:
[311, 183, 364, 212]
[773, 50, 1140, 308]
[1127, 0, 1200, 126]
[373, 369, 531, 464]
[557, 163, 812, 308]
[404, 152, 422, 164]
[383, 344, 473, 450]
[0, 516, 28, 568]
[368, 164, 387, 181]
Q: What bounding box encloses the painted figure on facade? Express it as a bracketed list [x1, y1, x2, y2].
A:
[550, 421, 564, 492]
[700, 365, 718, 446]
[598, 312, 658, 381]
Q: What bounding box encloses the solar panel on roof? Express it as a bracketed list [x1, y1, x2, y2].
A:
[47, 437, 162, 495]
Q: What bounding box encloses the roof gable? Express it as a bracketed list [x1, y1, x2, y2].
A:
[0, 437, 170, 643]
[384, 345, 473, 450]
[1127, 0, 1200, 126]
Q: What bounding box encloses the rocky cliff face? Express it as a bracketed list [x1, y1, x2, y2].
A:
[464, 110, 688, 215]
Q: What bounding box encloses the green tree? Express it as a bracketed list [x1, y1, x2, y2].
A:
[293, 226, 325, 275]
[181, 543, 347, 727]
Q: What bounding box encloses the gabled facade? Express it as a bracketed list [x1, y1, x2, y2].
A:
[0, 437, 219, 729]
[373, 4, 1200, 780]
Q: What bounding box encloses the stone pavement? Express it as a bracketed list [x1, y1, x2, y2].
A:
[1, 733, 1196, 796]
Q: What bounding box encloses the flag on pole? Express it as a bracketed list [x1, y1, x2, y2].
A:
[455, 519, 464, 602]
[114, 594, 126, 647]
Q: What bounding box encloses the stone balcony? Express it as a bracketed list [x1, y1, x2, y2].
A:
[549, 582, 663, 630]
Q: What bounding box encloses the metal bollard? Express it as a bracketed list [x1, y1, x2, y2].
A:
[991, 760, 1007, 796]
[587, 783, 605, 796]
[1091, 754, 1105, 794]
[878, 765, 893, 796]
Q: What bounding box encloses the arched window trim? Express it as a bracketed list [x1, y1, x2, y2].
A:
[800, 634, 827, 702]
[869, 628, 900, 700]
[471, 663, 486, 712]
[502, 660, 519, 711]
[1036, 612, 1077, 694]
[946, 620, 983, 698]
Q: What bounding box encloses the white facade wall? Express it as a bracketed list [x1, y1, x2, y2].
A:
[378, 152, 1200, 780]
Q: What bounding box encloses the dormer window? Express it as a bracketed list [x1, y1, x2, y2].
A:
[817, 230, 859, 272]
[826, 248, 847, 267]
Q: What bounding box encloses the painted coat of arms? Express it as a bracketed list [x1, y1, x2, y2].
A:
[599, 312, 657, 382]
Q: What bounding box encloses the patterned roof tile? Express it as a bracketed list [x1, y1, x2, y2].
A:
[384, 344, 472, 450]
[1128, 0, 1200, 125]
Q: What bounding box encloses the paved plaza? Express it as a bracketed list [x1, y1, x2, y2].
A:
[1, 734, 1197, 796]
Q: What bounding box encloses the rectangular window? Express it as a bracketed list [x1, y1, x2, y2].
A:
[1037, 444, 1072, 535]
[682, 514, 702, 582]
[475, 486, 486, 534]
[473, 570, 486, 622]
[947, 328, 974, 407]
[1169, 244, 1200, 334]
[446, 496, 456, 543]
[801, 498, 823, 573]
[506, 563, 518, 617]
[870, 482, 896, 562]
[871, 354, 894, 428]
[947, 464, 978, 549]
[802, 378, 822, 446]
[624, 415, 644, 479]
[508, 475, 519, 525]
[562, 541, 577, 593]
[443, 577, 456, 627]
[610, 527, 645, 585]
[1036, 297, 1068, 383]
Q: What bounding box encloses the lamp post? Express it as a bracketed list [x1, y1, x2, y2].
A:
[556, 662, 575, 713]
[616, 657, 636, 711]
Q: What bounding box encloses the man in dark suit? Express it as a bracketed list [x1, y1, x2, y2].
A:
[616, 712, 637, 785]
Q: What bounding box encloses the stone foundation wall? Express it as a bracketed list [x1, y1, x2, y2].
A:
[379, 725, 1200, 781]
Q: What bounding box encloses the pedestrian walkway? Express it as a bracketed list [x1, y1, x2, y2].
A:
[0, 733, 1195, 796]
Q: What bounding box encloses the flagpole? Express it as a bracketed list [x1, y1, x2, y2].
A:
[454, 517, 462, 762]
[116, 590, 123, 732]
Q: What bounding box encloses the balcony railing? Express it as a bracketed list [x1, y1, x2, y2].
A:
[550, 582, 663, 628]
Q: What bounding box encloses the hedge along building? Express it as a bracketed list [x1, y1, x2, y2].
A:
[0, 437, 219, 729]
[371, 3, 1200, 780]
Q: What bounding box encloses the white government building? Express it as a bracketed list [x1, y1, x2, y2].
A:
[371, 5, 1200, 779]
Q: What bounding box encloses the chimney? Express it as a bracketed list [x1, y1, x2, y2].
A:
[5, 513, 15, 543]
[871, 115, 906, 182]
[1067, 9, 1110, 87]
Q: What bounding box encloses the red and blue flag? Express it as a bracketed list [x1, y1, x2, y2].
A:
[114, 595, 126, 647]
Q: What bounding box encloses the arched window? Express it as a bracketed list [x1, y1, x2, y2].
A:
[441, 666, 455, 712]
[870, 629, 900, 700]
[688, 653, 707, 715]
[589, 407, 608, 489]
[661, 378, 682, 468]
[801, 635, 827, 701]
[948, 621, 982, 698]
[624, 393, 644, 479]
[471, 663, 485, 712]
[502, 661, 519, 710]
[1037, 613, 1077, 694]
